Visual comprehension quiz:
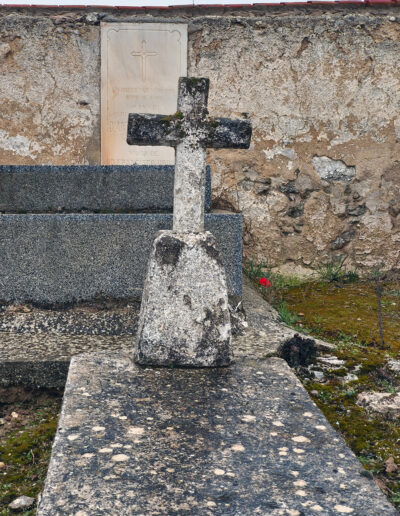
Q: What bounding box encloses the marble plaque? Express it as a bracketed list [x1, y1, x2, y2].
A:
[101, 23, 187, 165]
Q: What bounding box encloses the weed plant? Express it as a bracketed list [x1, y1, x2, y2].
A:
[317, 255, 359, 284]
[277, 301, 300, 327]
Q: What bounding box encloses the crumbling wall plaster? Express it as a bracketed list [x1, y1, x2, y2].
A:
[188, 11, 400, 271]
[0, 12, 100, 165]
[0, 7, 399, 271]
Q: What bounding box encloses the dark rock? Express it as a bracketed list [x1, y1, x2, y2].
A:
[287, 203, 304, 218]
[253, 177, 271, 195]
[279, 334, 317, 367]
[347, 204, 366, 217]
[331, 230, 355, 250]
[279, 180, 298, 197]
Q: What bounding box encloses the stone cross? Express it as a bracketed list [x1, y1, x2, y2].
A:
[127, 77, 251, 232]
[127, 77, 251, 368]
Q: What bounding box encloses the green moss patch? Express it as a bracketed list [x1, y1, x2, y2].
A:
[245, 267, 400, 510]
[281, 281, 400, 351]
[0, 388, 62, 515]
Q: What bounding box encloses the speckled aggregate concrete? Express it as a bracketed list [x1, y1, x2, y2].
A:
[0, 304, 140, 387]
[0, 165, 211, 214]
[37, 353, 397, 516]
[0, 303, 140, 336]
[0, 212, 241, 304]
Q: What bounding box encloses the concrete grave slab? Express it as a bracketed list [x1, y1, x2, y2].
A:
[0, 275, 334, 388]
[37, 352, 397, 516]
[0, 165, 211, 213]
[0, 212, 241, 304]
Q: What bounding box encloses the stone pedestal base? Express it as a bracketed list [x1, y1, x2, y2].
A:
[135, 230, 232, 367]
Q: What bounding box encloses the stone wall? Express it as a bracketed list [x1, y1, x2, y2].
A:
[1, 6, 399, 272]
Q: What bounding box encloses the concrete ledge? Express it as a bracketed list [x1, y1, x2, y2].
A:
[234, 276, 334, 357]
[0, 165, 211, 213]
[0, 212, 241, 304]
[38, 352, 397, 516]
[0, 303, 140, 336]
[0, 275, 334, 389]
[0, 333, 133, 389]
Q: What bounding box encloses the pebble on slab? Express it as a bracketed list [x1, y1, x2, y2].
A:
[8, 495, 35, 511]
[231, 444, 245, 452]
[292, 436, 310, 443]
[214, 468, 225, 475]
[241, 415, 256, 423]
[128, 427, 145, 435]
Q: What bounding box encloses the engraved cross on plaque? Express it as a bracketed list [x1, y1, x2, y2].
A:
[127, 77, 252, 232]
[130, 40, 158, 82]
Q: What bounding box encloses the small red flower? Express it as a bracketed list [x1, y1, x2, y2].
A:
[258, 277, 271, 288]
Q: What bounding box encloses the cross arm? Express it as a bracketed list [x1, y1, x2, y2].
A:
[127, 113, 184, 147]
[204, 117, 252, 149]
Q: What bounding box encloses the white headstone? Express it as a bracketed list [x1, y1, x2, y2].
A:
[101, 22, 187, 165]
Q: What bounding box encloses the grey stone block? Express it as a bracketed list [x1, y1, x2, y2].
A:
[0, 165, 211, 213]
[37, 352, 397, 516]
[0, 213, 241, 304]
[135, 231, 232, 367]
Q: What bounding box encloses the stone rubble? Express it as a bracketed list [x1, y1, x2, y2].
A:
[357, 391, 400, 419]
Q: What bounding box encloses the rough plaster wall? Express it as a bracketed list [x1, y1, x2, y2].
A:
[0, 8, 399, 271]
[188, 11, 400, 271]
[0, 11, 100, 165]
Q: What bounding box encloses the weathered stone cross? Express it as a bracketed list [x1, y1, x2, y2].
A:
[127, 77, 251, 368]
[127, 77, 251, 232]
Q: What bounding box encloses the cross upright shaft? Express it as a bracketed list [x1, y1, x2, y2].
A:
[127, 77, 252, 232]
